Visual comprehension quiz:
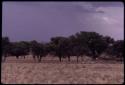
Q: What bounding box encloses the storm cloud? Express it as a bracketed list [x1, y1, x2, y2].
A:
[2, 2, 124, 42]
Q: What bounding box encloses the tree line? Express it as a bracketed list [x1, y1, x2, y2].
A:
[2, 31, 124, 62]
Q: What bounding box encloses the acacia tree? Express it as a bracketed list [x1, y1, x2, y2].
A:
[2, 37, 30, 61]
[20, 41, 30, 58]
[113, 40, 124, 58]
[29, 40, 41, 61]
[29, 40, 47, 62]
[38, 43, 48, 62]
[73, 31, 110, 60]
[103, 36, 114, 44]
[2, 37, 11, 61]
[16, 41, 30, 59]
[2, 31, 123, 63]
[73, 32, 92, 62]
[8, 41, 30, 59]
[50, 36, 70, 62]
[58, 37, 71, 61]
[51, 37, 62, 62]
[105, 40, 124, 61]
[87, 34, 108, 60]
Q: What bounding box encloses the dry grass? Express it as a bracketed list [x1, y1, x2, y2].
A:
[1, 55, 124, 84]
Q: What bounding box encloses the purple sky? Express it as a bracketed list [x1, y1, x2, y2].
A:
[2, 2, 124, 42]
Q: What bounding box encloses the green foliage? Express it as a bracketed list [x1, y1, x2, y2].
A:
[2, 31, 123, 62]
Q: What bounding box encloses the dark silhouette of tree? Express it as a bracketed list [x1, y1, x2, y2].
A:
[2, 37, 11, 61]
[29, 40, 41, 61]
[50, 36, 69, 62]
[2, 31, 123, 63]
[105, 40, 124, 61]
[8, 41, 30, 59]
[38, 43, 47, 62]
[29, 40, 47, 62]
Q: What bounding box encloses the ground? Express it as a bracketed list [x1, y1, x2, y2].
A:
[1, 55, 124, 84]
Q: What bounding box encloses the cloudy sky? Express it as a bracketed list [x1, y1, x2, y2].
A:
[2, 2, 124, 42]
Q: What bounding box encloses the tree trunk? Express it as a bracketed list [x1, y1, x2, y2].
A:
[34, 55, 36, 59]
[37, 56, 40, 62]
[92, 50, 98, 60]
[77, 56, 79, 62]
[16, 55, 19, 59]
[39, 55, 42, 62]
[68, 56, 70, 62]
[3, 56, 6, 62]
[92, 54, 98, 60]
[33, 55, 36, 60]
[59, 56, 62, 62]
[81, 56, 83, 61]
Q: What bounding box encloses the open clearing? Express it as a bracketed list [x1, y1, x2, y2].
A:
[1, 55, 124, 84]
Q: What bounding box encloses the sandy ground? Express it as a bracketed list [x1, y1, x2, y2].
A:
[1, 55, 124, 84]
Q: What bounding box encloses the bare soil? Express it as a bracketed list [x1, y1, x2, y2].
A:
[1, 55, 124, 84]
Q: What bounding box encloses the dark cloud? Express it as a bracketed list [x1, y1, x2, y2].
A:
[2, 2, 124, 42]
[91, 2, 123, 7]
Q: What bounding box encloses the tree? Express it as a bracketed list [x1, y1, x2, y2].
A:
[85, 32, 107, 59]
[103, 36, 114, 44]
[2, 31, 123, 63]
[9, 41, 30, 59]
[18, 41, 30, 58]
[50, 36, 69, 62]
[29, 40, 47, 62]
[2, 37, 11, 61]
[73, 31, 110, 60]
[38, 43, 47, 62]
[73, 32, 92, 62]
[29, 40, 41, 61]
[105, 40, 124, 61]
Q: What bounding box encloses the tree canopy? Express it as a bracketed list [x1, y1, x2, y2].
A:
[2, 31, 124, 62]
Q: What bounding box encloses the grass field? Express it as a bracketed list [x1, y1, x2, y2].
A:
[1, 55, 124, 84]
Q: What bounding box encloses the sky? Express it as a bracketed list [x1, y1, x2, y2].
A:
[2, 2, 124, 42]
